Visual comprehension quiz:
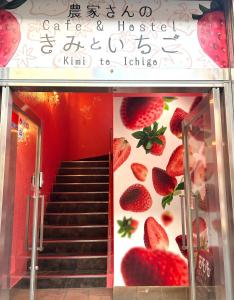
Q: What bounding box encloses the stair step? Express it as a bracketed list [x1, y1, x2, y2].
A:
[51, 192, 109, 201]
[15, 274, 106, 289]
[53, 183, 109, 193]
[81, 155, 109, 161]
[61, 161, 109, 168]
[44, 225, 108, 240]
[29, 255, 107, 274]
[42, 239, 108, 255]
[44, 212, 108, 226]
[46, 202, 108, 213]
[58, 167, 109, 175]
[56, 175, 109, 183]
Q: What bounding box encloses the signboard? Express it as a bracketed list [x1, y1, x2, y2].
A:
[0, 0, 228, 77]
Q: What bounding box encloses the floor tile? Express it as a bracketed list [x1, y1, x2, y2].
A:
[137, 287, 163, 300]
[36, 289, 66, 300]
[64, 288, 89, 300]
[161, 287, 188, 300]
[113, 287, 137, 300]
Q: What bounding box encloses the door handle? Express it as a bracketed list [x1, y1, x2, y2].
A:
[179, 194, 187, 250]
[25, 194, 45, 252]
[38, 195, 45, 252]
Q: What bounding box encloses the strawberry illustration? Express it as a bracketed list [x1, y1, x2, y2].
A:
[121, 247, 189, 286]
[113, 137, 131, 172]
[117, 217, 139, 238]
[161, 211, 173, 226]
[166, 145, 184, 177]
[144, 217, 169, 250]
[192, 1, 228, 68]
[198, 183, 216, 211]
[120, 97, 164, 130]
[170, 108, 188, 138]
[120, 184, 152, 212]
[0, 0, 27, 67]
[192, 217, 207, 235]
[152, 167, 177, 196]
[132, 122, 167, 156]
[176, 235, 188, 259]
[131, 163, 148, 182]
[189, 96, 204, 113]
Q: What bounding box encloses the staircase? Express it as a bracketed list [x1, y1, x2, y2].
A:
[18, 155, 110, 289]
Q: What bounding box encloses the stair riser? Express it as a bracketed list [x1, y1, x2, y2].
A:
[47, 203, 108, 213]
[15, 277, 106, 289]
[51, 193, 108, 201]
[42, 241, 107, 255]
[44, 227, 108, 239]
[29, 258, 107, 273]
[59, 168, 109, 175]
[56, 175, 109, 183]
[61, 161, 109, 168]
[53, 184, 109, 193]
[45, 214, 108, 226]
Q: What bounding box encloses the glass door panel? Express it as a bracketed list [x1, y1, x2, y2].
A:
[183, 89, 231, 300]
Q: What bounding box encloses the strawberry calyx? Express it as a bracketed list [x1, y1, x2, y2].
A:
[192, 0, 224, 20]
[0, 0, 27, 10]
[163, 97, 177, 111]
[117, 217, 137, 238]
[132, 122, 167, 154]
[162, 181, 184, 209]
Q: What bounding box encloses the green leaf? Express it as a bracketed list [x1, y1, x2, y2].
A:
[152, 137, 163, 145]
[157, 126, 167, 136]
[162, 193, 174, 209]
[173, 190, 182, 196]
[175, 182, 185, 191]
[164, 97, 177, 103]
[164, 103, 169, 111]
[145, 149, 151, 154]
[136, 139, 144, 148]
[117, 220, 123, 226]
[153, 122, 158, 133]
[192, 13, 202, 20]
[199, 4, 209, 13]
[143, 126, 152, 133]
[132, 131, 145, 139]
[146, 140, 153, 150]
[4, 0, 27, 9]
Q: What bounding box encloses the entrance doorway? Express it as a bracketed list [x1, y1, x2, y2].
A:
[0, 84, 233, 300]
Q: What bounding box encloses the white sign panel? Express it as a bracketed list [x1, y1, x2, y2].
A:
[0, 0, 228, 76]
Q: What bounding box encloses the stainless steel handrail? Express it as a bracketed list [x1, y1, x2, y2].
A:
[38, 195, 45, 252]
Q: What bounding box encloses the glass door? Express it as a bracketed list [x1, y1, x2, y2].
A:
[183, 88, 233, 300]
[0, 87, 42, 300]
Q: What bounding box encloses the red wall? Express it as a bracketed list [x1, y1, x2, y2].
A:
[64, 93, 113, 160]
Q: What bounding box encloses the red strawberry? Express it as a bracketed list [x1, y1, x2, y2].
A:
[161, 211, 173, 226]
[192, 2, 228, 68]
[132, 122, 167, 156]
[113, 137, 131, 171]
[120, 184, 152, 212]
[198, 183, 216, 212]
[175, 235, 188, 258]
[117, 217, 139, 238]
[150, 135, 166, 155]
[166, 145, 184, 177]
[144, 217, 169, 250]
[121, 247, 189, 286]
[152, 167, 177, 196]
[131, 163, 148, 181]
[121, 97, 164, 130]
[170, 108, 188, 138]
[189, 96, 204, 113]
[0, 10, 21, 67]
[192, 217, 207, 235]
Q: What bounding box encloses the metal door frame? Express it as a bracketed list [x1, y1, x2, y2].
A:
[0, 87, 42, 300]
[182, 87, 234, 300]
[0, 72, 234, 300]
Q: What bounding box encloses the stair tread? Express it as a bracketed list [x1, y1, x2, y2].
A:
[38, 255, 107, 259]
[62, 160, 109, 163]
[44, 225, 108, 228]
[54, 183, 109, 185]
[45, 212, 108, 215]
[57, 175, 109, 176]
[43, 239, 108, 243]
[48, 201, 108, 204]
[24, 273, 107, 278]
[51, 192, 109, 194]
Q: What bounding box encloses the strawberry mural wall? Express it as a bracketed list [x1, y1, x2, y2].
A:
[113, 94, 206, 286]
